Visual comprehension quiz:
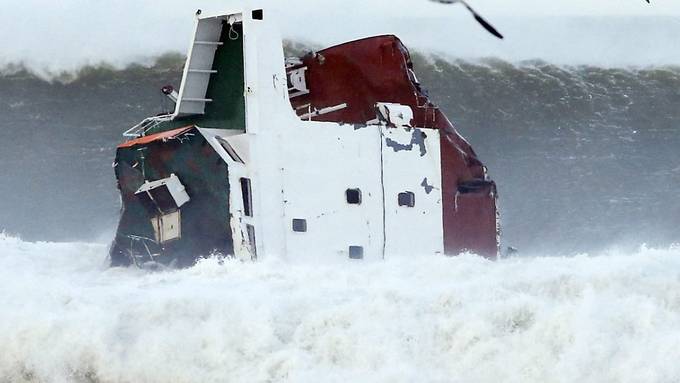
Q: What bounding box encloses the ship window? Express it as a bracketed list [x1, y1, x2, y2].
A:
[349, 246, 364, 260]
[346, 188, 362, 205]
[217, 137, 244, 164]
[292, 218, 307, 233]
[398, 192, 415, 207]
[252, 9, 263, 20]
[240, 178, 253, 217]
[246, 224, 257, 259]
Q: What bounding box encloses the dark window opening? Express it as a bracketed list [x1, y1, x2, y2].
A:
[240, 178, 253, 217]
[252, 9, 263, 20]
[398, 191, 415, 207]
[349, 246, 364, 260]
[246, 224, 257, 259]
[292, 218, 307, 233]
[137, 187, 177, 215]
[346, 188, 362, 205]
[458, 179, 494, 194]
[149, 187, 177, 214]
[217, 137, 244, 164]
[137, 192, 158, 215]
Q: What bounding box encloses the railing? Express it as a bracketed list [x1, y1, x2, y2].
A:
[124, 235, 161, 268]
[123, 114, 175, 138]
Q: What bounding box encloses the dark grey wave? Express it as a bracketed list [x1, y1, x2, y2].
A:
[412, 56, 680, 254]
[1, 52, 678, 254]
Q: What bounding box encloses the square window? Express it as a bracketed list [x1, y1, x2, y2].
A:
[349, 246, 364, 260]
[292, 218, 307, 233]
[346, 188, 362, 205]
[398, 191, 415, 207]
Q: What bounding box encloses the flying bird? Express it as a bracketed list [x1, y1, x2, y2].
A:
[429, 0, 504, 39]
[431, 0, 650, 38]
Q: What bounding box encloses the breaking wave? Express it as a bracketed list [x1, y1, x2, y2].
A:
[2, 233, 680, 383]
[2, 53, 680, 253]
[2, 55, 680, 380]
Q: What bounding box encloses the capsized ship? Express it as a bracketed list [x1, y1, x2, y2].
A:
[110, 9, 499, 267]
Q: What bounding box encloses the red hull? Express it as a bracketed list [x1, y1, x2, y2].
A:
[289, 35, 499, 257]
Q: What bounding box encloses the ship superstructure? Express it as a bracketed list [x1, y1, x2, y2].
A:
[110, 9, 499, 267]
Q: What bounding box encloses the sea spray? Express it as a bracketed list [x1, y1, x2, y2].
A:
[2, 234, 680, 382]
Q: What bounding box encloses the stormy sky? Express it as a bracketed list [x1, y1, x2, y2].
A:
[1, 0, 679, 72]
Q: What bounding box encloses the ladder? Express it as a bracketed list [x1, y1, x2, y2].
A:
[174, 17, 226, 116]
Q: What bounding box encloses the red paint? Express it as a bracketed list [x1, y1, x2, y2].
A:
[289, 35, 499, 258]
[117, 126, 194, 148]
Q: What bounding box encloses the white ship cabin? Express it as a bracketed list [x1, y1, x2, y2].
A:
[138, 9, 453, 262]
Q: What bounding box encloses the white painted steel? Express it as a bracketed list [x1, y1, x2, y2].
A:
[174, 15, 228, 116]
[135, 173, 190, 209]
[298, 103, 348, 120]
[197, 128, 253, 260]
[380, 126, 444, 257]
[187, 10, 445, 261]
[376, 102, 414, 127]
[279, 124, 385, 262]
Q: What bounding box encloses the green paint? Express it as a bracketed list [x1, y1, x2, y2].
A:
[200, 22, 246, 129]
[111, 129, 234, 267]
[112, 22, 247, 266]
[147, 22, 246, 134]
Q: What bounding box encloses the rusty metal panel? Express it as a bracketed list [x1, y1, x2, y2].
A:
[117, 126, 194, 149]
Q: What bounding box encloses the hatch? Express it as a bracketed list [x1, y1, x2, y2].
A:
[135, 174, 191, 243]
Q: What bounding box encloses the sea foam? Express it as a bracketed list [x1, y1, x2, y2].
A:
[1, 233, 680, 383]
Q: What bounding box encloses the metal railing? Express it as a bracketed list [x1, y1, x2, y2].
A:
[124, 235, 161, 268]
[123, 114, 175, 138]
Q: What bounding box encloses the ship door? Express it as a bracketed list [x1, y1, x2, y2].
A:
[379, 122, 445, 257]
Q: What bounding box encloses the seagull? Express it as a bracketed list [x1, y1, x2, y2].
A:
[431, 0, 650, 39]
[429, 0, 504, 39]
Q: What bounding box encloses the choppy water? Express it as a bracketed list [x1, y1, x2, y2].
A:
[2, 56, 679, 254]
[2, 233, 680, 383]
[2, 55, 679, 381]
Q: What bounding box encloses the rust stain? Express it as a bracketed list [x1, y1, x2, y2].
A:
[117, 126, 194, 149]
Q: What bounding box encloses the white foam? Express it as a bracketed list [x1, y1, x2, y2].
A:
[2, 233, 680, 382]
[3, 1, 680, 77]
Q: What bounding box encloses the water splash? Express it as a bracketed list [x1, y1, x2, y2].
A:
[2, 234, 679, 382]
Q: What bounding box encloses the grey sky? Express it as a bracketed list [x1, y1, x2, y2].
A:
[1, 0, 679, 74]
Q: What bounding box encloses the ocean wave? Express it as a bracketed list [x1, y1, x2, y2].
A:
[3, 48, 680, 84]
[2, 234, 680, 382]
[2, 50, 679, 253]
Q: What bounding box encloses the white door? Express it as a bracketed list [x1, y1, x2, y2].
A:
[380, 125, 445, 257]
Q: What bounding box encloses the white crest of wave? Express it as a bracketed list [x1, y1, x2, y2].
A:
[2, 233, 680, 383]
